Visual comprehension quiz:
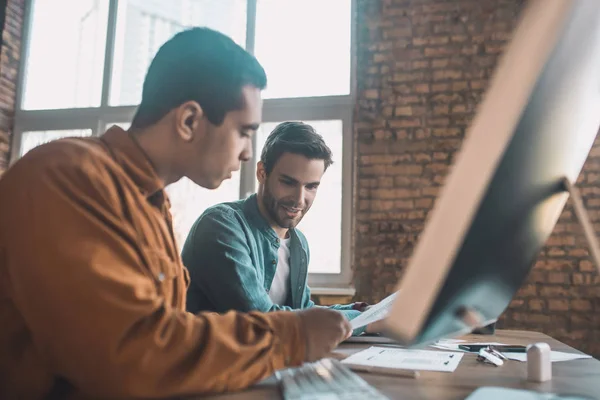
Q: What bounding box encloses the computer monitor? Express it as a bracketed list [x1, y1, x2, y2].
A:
[384, 0, 600, 346]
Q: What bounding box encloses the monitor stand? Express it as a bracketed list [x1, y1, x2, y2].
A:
[561, 177, 600, 274]
[456, 176, 600, 333]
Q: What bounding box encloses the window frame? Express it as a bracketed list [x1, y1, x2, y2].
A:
[11, 0, 357, 289]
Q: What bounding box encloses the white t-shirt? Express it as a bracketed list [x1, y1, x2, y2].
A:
[269, 237, 291, 305]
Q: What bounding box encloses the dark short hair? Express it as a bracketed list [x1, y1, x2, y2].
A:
[260, 121, 333, 175]
[131, 27, 267, 128]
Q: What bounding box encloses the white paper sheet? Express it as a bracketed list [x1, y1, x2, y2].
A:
[502, 351, 592, 363]
[430, 341, 507, 352]
[350, 292, 398, 329]
[341, 346, 464, 372]
[430, 341, 592, 363]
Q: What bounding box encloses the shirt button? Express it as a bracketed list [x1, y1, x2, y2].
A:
[272, 260, 277, 265]
[158, 272, 165, 282]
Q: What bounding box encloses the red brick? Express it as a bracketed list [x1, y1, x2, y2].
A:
[395, 106, 413, 116]
[355, 0, 600, 358]
[364, 89, 379, 99]
[414, 83, 430, 93]
[528, 299, 545, 311]
[571, 299, 592, 312]
[415, 198, 433, 209]
[580, 260, 595, 272]
[433, 70, 463, 81]
[422, 186, 440, 197]
[431, 59, 449, 69]
[545, 235, 576, 246]
[0, 0, 23, 174]
[548, 299, 569, 311]
[518, 284, 537, 297]
[414, 153, 432, 163]
[452, 82, 469, 92]
[569, 248, 588, 257]
[548, 272, 569, 284]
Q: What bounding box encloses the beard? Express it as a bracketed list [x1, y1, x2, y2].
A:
[261, 182, 309, 230]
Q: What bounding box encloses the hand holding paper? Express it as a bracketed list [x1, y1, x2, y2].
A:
[350, 292, 398, 330]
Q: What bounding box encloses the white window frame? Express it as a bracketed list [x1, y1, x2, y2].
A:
[11, 0, 356, 289]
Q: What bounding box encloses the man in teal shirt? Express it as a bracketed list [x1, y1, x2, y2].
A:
[182, 122, 376, 334]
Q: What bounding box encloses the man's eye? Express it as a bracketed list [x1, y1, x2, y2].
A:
[240, 131, 251, 138]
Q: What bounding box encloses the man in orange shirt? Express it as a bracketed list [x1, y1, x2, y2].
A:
[0, 27, 351, 399]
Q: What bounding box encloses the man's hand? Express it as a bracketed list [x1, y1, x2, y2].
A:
[297, 308, 352, 362]
[352, 302, 371, 312]
[365, 318, 387, 334]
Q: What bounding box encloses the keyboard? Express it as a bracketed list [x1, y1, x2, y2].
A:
[275, 358, 389, 400]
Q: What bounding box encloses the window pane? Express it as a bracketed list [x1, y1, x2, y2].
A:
[256, 120, 343, 274]
[166, 176, 241, 249]
[110, 0, 247, 106]
[20, 129, 93, 156]
[22, 0, 109, 110]
[254, 0, 351, 99]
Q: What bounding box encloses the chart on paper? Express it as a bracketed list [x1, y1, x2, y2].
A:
[341, 346, 464, 372]
[350, 292, 398, 329]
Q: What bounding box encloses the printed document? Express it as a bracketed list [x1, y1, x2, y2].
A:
[341, 346, 464, 372]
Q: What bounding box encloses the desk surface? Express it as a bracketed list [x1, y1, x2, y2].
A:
[200, 330, 600, 400]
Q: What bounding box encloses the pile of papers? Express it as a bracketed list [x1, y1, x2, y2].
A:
[431, 339, 592, 362]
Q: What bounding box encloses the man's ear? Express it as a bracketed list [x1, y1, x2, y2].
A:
[175, 101, 203, 142]
[256, 161, 267, 184]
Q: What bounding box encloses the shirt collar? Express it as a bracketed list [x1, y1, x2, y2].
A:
[100, 125, 164, 198]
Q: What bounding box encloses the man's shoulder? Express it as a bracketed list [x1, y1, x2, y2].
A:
[201, 199, 245, 221]
[2, 138, 115, 188]
[191, 200, 248, 235]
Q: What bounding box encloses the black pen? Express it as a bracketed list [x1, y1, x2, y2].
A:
[458, 344, 527, 353]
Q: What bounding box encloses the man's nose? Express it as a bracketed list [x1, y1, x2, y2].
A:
[293, 187, 306, 208]
[240, 141, 252, 162]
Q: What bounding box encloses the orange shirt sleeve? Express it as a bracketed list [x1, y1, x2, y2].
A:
[1, 149, 305, 397]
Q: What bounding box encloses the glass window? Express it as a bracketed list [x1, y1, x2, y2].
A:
[110, 0, 247, 106]
[22, 0, 109, 110]
[16, 1, 353, 285]
[256, 120, 343, 273]
[166, 176, 241, 249]
[254, 0, 352, 99]
[20, 129, 93, 156]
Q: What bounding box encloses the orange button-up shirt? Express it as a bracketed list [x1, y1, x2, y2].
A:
[0, 127, 305, 399]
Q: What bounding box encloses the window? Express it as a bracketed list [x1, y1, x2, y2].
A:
[19, 129, 93, 157]
[13, 0, 355, 288]
[254, 0, 351, 99]
[22, 0, 109, 109]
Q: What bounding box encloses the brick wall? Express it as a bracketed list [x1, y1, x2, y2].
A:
[0, 0, 24, 175]
[353, 0, 600, 357]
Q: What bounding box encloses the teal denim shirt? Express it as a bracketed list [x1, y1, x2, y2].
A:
[181, 194, 364, 335]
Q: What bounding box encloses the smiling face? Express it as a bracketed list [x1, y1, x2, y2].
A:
[257, 152, 325, 237]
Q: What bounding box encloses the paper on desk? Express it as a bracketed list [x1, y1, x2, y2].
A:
[350, 292, 398, 329]
[502, 351, 592, 363]
[341, 346, 464, 372]
[430, 341, 507, 352]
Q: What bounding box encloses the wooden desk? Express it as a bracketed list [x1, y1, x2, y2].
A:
[201, 330, 600, 399]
